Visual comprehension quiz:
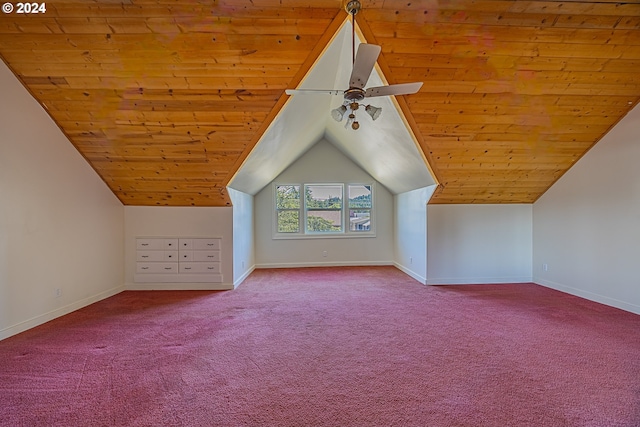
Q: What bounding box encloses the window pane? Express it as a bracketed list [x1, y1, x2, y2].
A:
[278, 210, 299, 233]
[276, 185, 300, 209]
[349, 209, 371, 231]
[307, 210, 342, 232]
[305, 185, 343, 233]
[348, 185, 372, 208]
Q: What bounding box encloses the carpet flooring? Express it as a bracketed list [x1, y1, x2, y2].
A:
[1, 266, 640, 426]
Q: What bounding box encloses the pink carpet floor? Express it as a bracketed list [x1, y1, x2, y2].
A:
[1, 266, 640, 426]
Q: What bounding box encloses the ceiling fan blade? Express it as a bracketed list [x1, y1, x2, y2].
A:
[285, 89, 343, 96]
[364, 82, 423, 98]
[349, 44, 381, 89]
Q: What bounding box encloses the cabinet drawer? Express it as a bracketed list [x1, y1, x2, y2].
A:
[179, 262, 221, 274]
[193, 250, 220, 262]
[163, 239, 179, 250]
[193, 238, 221, 250]
[136, 239, 164, 250]
[136, 262, 178, 274]
[137, 251, 164, 262]
[179, 239, 193, 249]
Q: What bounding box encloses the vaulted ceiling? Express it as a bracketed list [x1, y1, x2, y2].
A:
[1, 0, 639, 206]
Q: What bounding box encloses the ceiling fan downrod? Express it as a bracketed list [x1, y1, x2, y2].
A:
[345, 1, 361, 65]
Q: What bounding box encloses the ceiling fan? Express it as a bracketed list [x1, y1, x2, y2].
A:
[285, 0, 423, 130]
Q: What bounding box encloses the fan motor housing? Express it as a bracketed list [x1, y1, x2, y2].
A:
[344, 87, 365, 102]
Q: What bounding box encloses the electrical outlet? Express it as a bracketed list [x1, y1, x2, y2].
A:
[242, 261, 245, 268]
[55, 288, 62, 298]
[543, 264, 548, 272]
[322, 251, 328, 258]
[410, 257, 413, 264]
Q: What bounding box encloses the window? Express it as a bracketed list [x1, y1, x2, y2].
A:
[275, 185, 300, 233]
[274, 183, 374, 238]
[348, 185, 372, 232]
[305, 184, 343, 233]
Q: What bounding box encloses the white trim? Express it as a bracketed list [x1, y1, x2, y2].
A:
[0, 285, 124, 341]
[425, 276, 533, 285]
[272, 233, 377, 240]
[234, 265, 256, 288]
[125, 282, 234, 291]
[304, 183, 345, 233]
[393, 262, 427, 284]
[256, 260, 393, 269]
[273, 181, 376, 239]
[535, 278, 640, 315]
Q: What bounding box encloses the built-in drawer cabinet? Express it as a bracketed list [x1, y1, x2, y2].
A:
[136, 262, 178, 274]
[135, 237, 222, 283]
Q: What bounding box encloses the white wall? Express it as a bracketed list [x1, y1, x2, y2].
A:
[533, 105, 640, 314]
[427, 204, 533, 284]
[124, 206, 234, 289]
[255, 139, 394, 267]
[0, 61, 124, 340]
[228, 188, 255, 287]
[394, 186, 436, 283]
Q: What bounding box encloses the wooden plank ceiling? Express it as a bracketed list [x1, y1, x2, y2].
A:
[1, 0, 639, 206]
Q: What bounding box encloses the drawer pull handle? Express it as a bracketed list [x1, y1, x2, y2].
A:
[207, 267, 215, 270]
[141, 243, 149, 246]
[141, 255, 149, 258]
[164, 267, 172, 270]
[141, 267, 149, 270]
[184, 267, 192, 270]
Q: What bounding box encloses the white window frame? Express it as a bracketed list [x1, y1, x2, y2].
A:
[347, 184, 373, 233]
[273, 182, 375, 239]
[274, 184, 302, 234]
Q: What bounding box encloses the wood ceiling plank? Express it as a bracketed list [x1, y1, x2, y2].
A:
[11, 61, 299, 79]
[114, 191, 228, 207]
[0, 48, 310, 65]
[406, 100, 629, 117]
[46, 3, 340, 20]
[364, 6, 640, 29]
[368, 23, 640, 45]
[57, 76, 291, 90]
[375, 36, 636, 59]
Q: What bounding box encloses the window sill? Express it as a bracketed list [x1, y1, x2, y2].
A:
[273, 233, 377, 240]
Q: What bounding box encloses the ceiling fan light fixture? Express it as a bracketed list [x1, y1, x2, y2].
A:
[331, 105, 348, 121]
[365, 104, 382, 121]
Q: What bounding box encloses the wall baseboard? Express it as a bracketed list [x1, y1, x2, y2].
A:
[425, 276, 533, 285]
[234, 265, 256, 288]
[255, 261, 393, 269]
[393, 262, 426, 284]
[125, 282, 234, 291]
[0, 285, 124, 341]
[534, 277, 640, 315]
